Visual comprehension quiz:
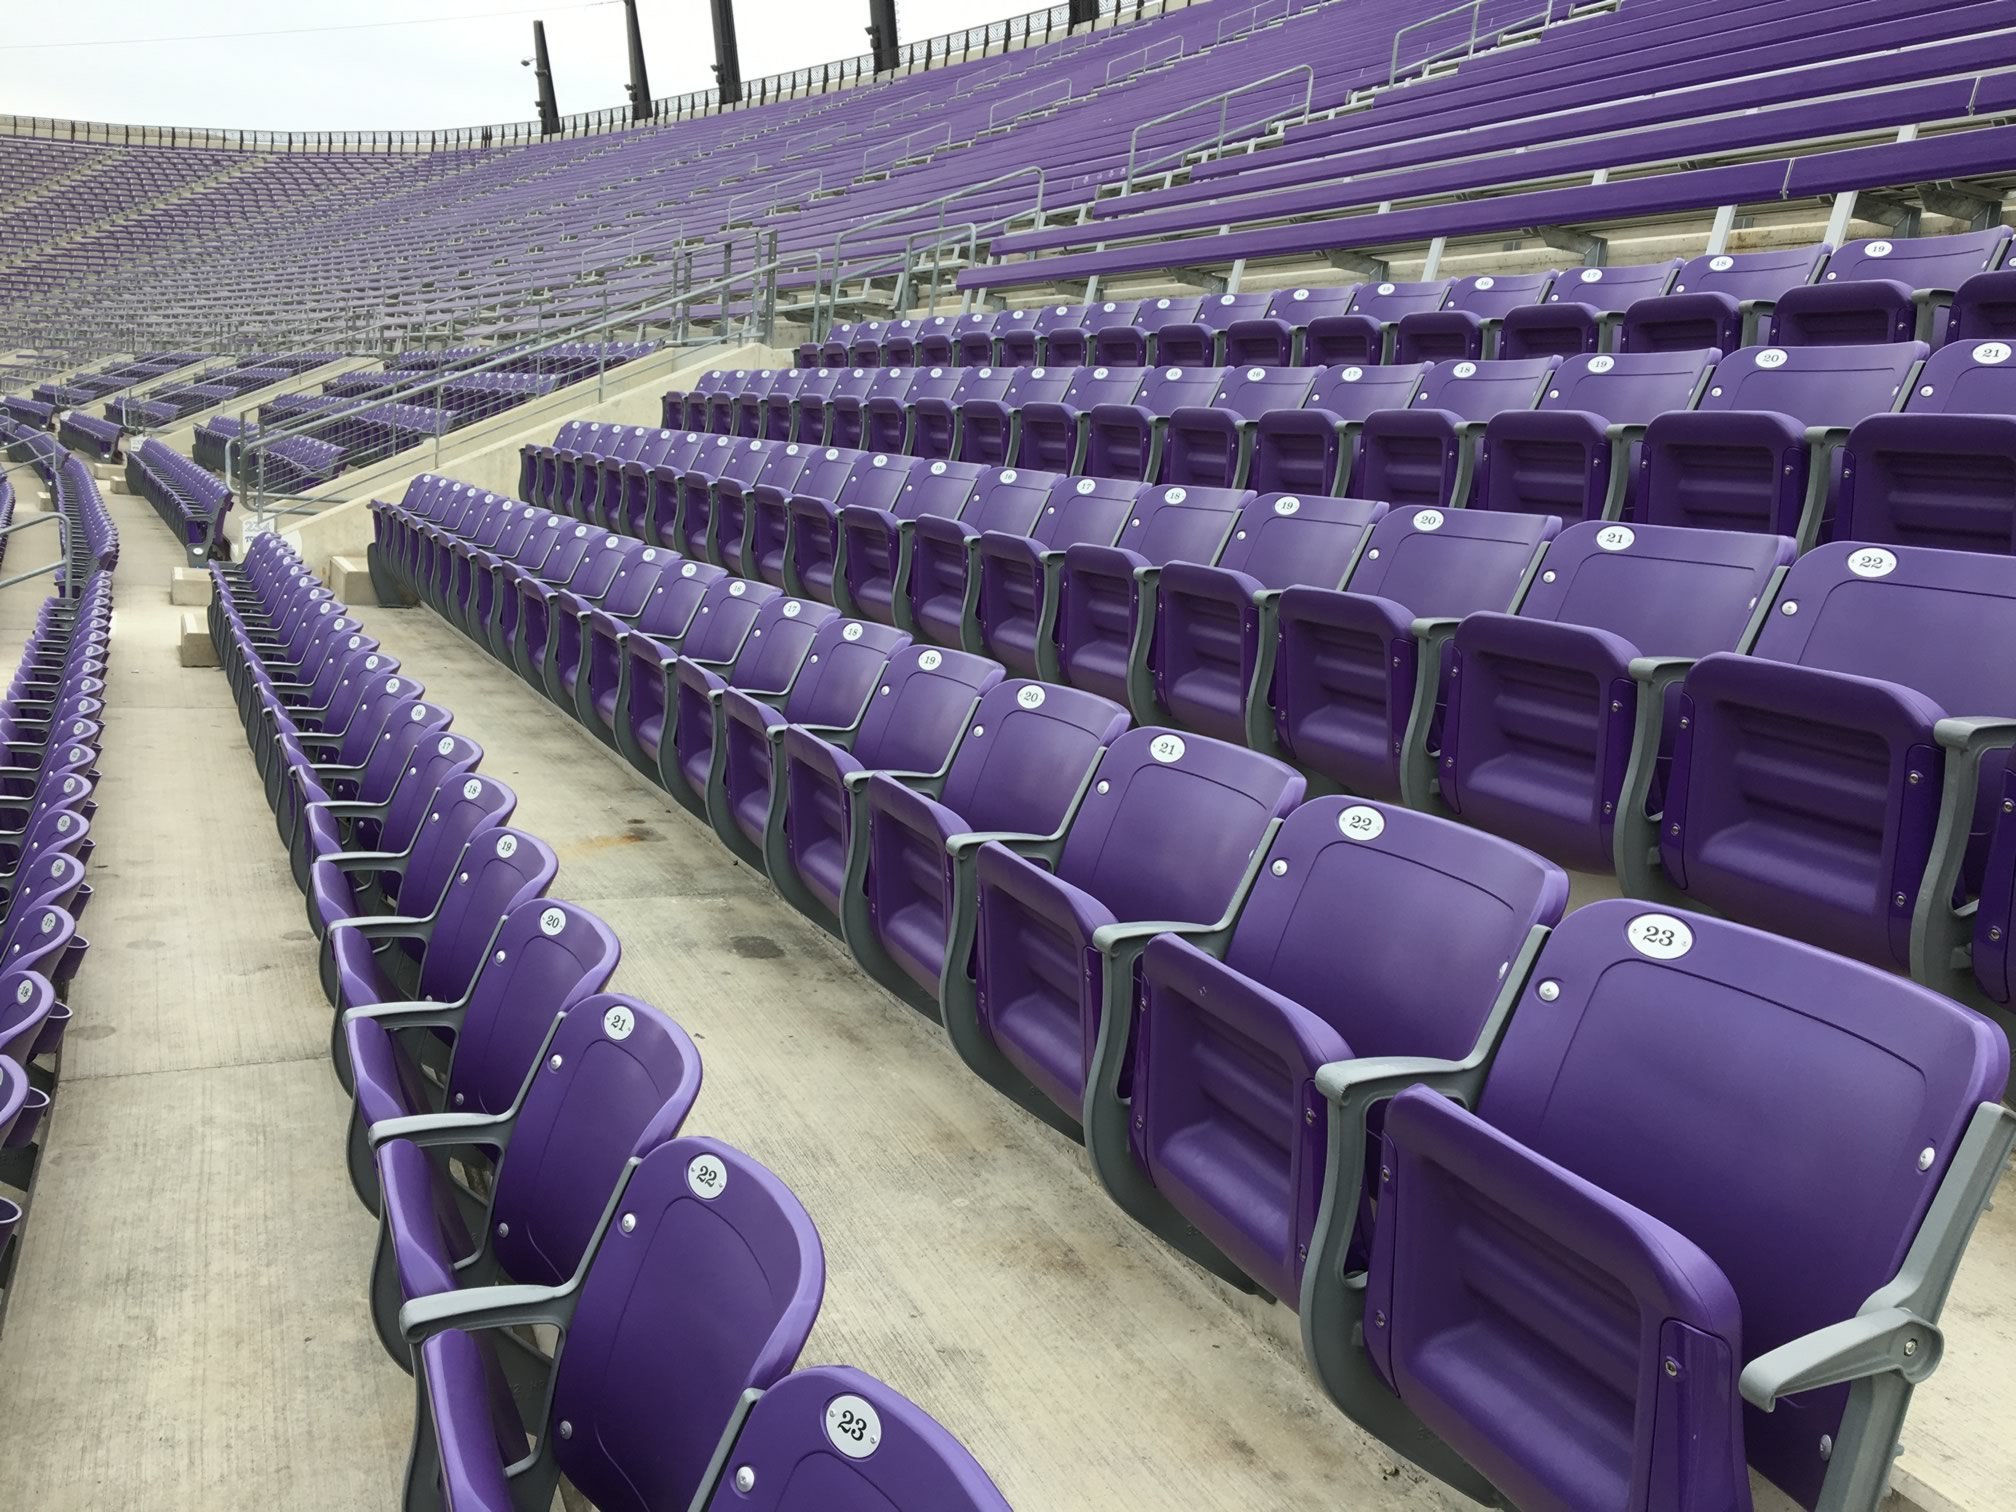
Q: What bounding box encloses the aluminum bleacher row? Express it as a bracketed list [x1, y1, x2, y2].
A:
[0, 418, 122, 1337]
[365, 413, 2016, 1511]
[208, 533, 1013, 1511]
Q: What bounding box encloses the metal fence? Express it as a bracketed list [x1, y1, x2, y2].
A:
[0, 2, 1196, 155]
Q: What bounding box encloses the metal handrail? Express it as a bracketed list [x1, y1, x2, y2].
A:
[214, 243, 823, 550]
[1102, 34, 1187, 87]
[1389, 0, 1556, 85]
[1121, 63, 1316, 190]
[986, 78, 1076, 131]
[816, 164, 1048, 337]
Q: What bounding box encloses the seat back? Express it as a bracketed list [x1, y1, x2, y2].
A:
[1054, 727, 1304, 918]
[695, 1366, 1010, 1512]
[1463, 898, 2006, 1507]
[888, 459, 987, 524]
[953, 467, 1061, 538]
[1899, 336, 2016, 417]
[1694, 340, 1922, 427]
[680, 577, 785, 663]
[1520, 519, 1792, 652]
[725, 596, 840, 690]
[1204, 363, 1320, 422]
[487, 996, 703, 1287]
[1346, 280, 1451, 324]
[1057, 364, 1150, 412]
[1305, 362, 1428, 421]
[1027, 474, 1144, 550]
[1215, 493, 1385, 589]
[1406, 356, 1557, 421]
[1541, 260, 1680, 315]
[951, 311, 1006, 365]
[417, 824, 559, 1004]
[1535, 349, 1717, 422]
[851, 646, 1005, 771]
[778, 619, 911, 725]
[1108, 483, 1250, 567]
[937, 679, 1131, 834]
[549, 1137, 824, 1512]
[1445, 271, 1555, 319]
[443, 899, 621, 1117]
[1819, 227, 2012, 294]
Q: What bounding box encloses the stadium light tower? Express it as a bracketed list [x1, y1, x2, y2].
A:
[527, 21, 562, 136]
[709, 0, 744, 106]
[867, 0, 901, 74]
[622, 0, 654, 121]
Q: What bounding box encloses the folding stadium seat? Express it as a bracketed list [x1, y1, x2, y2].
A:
[839, 678, 1130, 1019]
[820, 325, 855, 369]
[913, 313, 963, 368]
[1248, 362, 1426, 496]
[765, 368, 839, 442]
[974, 476, 1147, 679]
[662, 594, 836, 810]
[766, 645, 1004, 935]
[1147, 291, 1273, 368]
[906, 468, 1065, 649]
[943, 727, 1303, 1140]
[1475, 349, 1717, 523]
[1949, 268, 2016, 344]
[1136, 494, 1386, 742]
[322, 820, 557, 1034]
[712, 440, 820, 574]
[953, 310, 1011, 367]
[396, 1137, 823, 1512]
[1303, 281, 1454, 367]
[748, 446, 868, 589]
[1439, 520, 1795, 874]
[878, 318, 921, 367]
[789, 368, 872, 450]
[709, 616, 910, 868]
[1299, 898, 2013, 1512]
[691, 1364, 1011, 1511]
[866, 365, 960, 455]
[342, 897, 620, 1210]
[0, 971, 55, 1068]
[1080, 365, 1236, 482]
[284, 704, 475, 891]
[848, 321, 891, 368]
[1497, 259, 1681, 358]
[835, 460, 987, 624]
[992, 310, 1047, 366]
[568, 425, 653, 523]
[618, 576, 780, 785]
[596, 428, 698, 534]
[304, 762, 512, 960]
[661, 436, 774, 561]
[1161, 365, 1321, 490]
[1393, 271, 1557, 363]
[787, 454, 925, 604]
[555, 546, 681, 726]
[1770, 227, 2013, 347]
[957, 365, 1075, 467]
[543, 421, 620, 512]
[909, 365, 1017, 461]
[367, 994, 700, 1363]
[509, 532, 643, 688]
[829, 367, 919, 452]
[722, 370, 781, 437]
[268, 666, 424, 830]
[1222, 286, 1361, 368]
[1015, 364, 1150, 473]
[1087, 796, 1566, 1297]
[466, 510, 571, 649]
[1835, 337, 2016, 553]
[1058, 300, 1144, 366]
[1093, 294, 1207, 367]
[1055, 484, 1253, 706]
[485, 519, 605, 663]
[1619, 243, 1829, 353]
[581, 561, 728, 754]
[1354, 355, 1559, 509]
[1029, 303, 1097, 366]
[1637, 340, 1926, 547]
[1650, 543, 2016, 998]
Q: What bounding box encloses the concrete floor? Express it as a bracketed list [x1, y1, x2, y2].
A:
[0, 488, 2007, 1511]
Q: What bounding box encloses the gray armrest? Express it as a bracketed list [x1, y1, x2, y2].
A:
[1740, 1306, 1941, 1409]
[399, 1282, 575, 1346]
[1911, 717, 2016, 987]
[367, 1109, 515, 1153]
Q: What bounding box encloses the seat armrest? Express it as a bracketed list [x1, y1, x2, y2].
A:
[367, 1109, 515, 1153]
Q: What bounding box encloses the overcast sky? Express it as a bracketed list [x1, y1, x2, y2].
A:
[0, 1, 1037, 131]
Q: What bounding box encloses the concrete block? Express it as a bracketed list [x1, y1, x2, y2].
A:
[326, 554, 375, 606]
[169, 567, 212, 606]
[177, 612, 216, 668]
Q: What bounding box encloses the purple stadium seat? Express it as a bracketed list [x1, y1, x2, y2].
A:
[1771, 227, 2013, 346]
[1497, 259, 1681, 357]
[1015, 364, 1149, 474]
[1637, 340, 1925, 547]
[956, 365, 1074, 467]
[1090, 797, 1565, 1296]
[840, 677, 1130, 1018]
[836, 458, 987, 624]
[1355, 355, 1559, 509]
[1162, 364, 1320, 490]
[974, 475, 1148, 680]
[944, 726, 1303, 1139]
[787, 453, 923, 604]
[1475, 349, 1717, 522]
[1093, 294, 1206, 367]
[665, 594, 837, 810]
[399, 1137, 823, 1512]
[1222, 285, 1359, 367]
[1440, 519, 1795, 872]
[1306, 280, 1452, 366]
[1394, 271, 1558, 362]
[618, 575, 778, 782]
[713, 440, 819, 575]
[749, 445, 867, 588]
[1301, 899, 2011, 1512]
[765, 645, 1003, 934]
[1083, 364, 1230, 481]
[1248, 361, 1427, 496]
[1620, 243, 1829, 353]
[906, 467, 1062, 649]
[1949, 268, 2016, 345]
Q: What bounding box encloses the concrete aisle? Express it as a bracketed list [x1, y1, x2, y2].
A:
[0, 497, 409, 1511]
